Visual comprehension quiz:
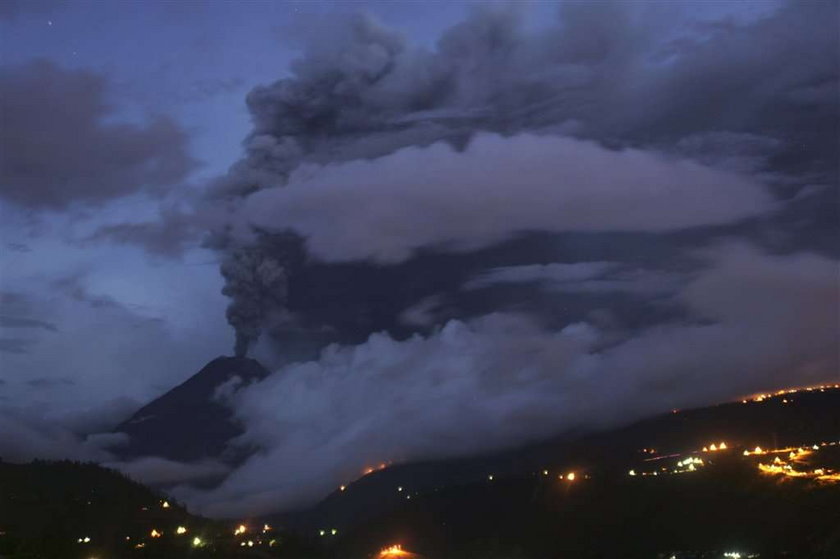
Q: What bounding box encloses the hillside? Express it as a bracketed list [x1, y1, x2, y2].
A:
[332, 453, 840, 559]
[273, 384, 840, 532]
[0, 460, 320, 559]
[2, 385, 838, 558]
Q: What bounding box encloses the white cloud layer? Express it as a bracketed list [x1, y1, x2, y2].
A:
[241, 134, 775, 263]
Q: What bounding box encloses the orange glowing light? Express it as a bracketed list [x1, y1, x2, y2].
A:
[566, 472, 576, 481]
[379, 544, 410, 557]
[150, 529, 162, 538]
[234, 524, 247, 536]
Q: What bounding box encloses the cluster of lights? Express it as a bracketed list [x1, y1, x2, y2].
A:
[537, 469, 583, 480]
[630, 455, 705, 477]
[757, 455, 840, 482]
[702, 442, 728, 452]
[630, 469, 664, 477]
[363, 462, 390, 476]
[673, 456, 704, 473]
[337, 462, 392, 493]
[318, 528, 339, 536]
[738, 439, 840, 483]
[742, 383, 840, 404]
[744, 441, 838, 456]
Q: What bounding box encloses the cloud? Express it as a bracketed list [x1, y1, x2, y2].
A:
[0, 60, 196, 209]
[218, 1, 837, 201]
[241, 134, 774, 263]
[5, 242, 32, 253]
[467, 261, 683, 298]
[0, 0, 58, 21]
[0, 407, 112, 462]
[0, 315, 58, 331]
[88, 207, 203, 258]
[0, 273, 229, 416]
[179, 243, 838, 516]
[106, 456, 230, 486]
[467, 262, 617, 288]
[208, 1, 837, 351]
[0, 337, 35, 354]
[25, 377, 74, 388]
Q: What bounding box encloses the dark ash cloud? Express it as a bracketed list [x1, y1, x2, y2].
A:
[0, 60, 196, 209]
[205, 0, 838, 355]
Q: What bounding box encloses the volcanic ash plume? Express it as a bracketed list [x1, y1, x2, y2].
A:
[220, 249, 288, 357]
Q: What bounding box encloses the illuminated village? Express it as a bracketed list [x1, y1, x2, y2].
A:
[3, 383, 838, 558]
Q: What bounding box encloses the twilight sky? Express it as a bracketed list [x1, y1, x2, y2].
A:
[1, 0, 838, 515]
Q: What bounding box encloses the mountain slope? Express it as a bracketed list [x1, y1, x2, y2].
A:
[275, 386, 840, 531]
[114, 356, 269, 462]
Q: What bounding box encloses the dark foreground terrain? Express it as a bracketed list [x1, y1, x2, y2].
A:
[1, 385, 839, 559]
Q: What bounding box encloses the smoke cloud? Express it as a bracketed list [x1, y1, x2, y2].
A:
[207, 0, 837, 352]
[220, 250, 288, 357]
[181, 243, 839, 516]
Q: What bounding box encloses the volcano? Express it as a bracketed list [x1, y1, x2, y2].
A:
[113, 356, 270, 462]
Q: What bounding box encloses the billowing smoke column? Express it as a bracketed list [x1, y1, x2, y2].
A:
[211, 1, 838, 354]
[220, 249, 287, 357]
